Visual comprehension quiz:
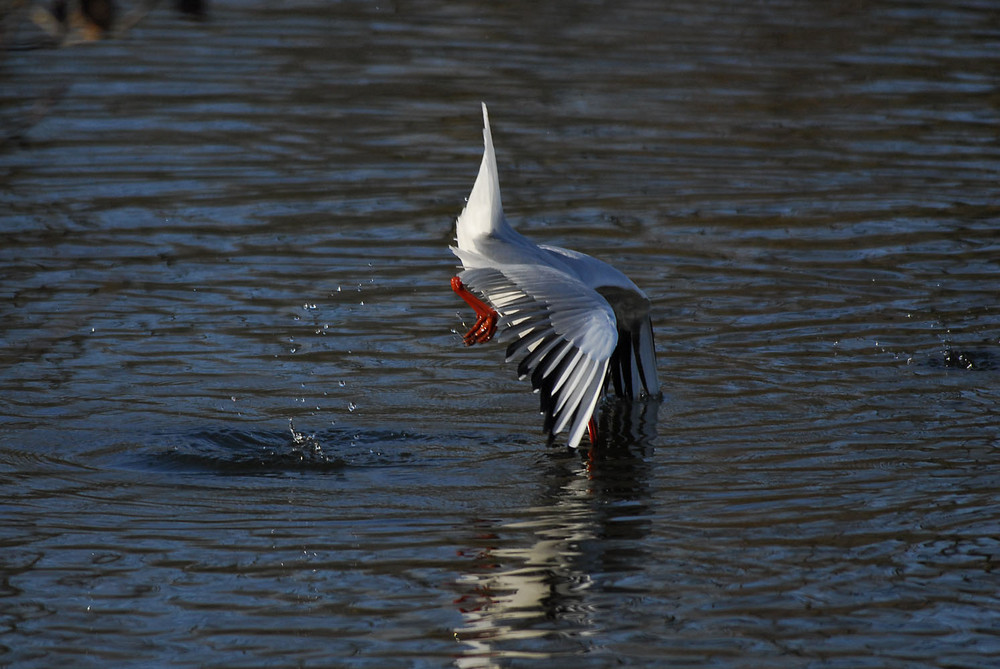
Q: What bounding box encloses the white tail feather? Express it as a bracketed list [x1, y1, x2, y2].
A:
[455, 103, 506, 250]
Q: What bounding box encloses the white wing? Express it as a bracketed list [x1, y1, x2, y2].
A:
[458, 264, 617, 449]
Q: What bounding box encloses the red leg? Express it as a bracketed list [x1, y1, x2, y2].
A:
[587, 417, 598, 446]
[585, 418, 599, 475]
[451, 276, 498, 346]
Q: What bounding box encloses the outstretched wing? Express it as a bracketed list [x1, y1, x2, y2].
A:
[458, 264, 617, 449]
[594, 287, 660, 400]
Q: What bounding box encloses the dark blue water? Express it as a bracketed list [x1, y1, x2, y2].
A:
[2, 1, 999, 666]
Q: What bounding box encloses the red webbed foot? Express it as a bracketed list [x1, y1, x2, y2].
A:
[451, 276, 498, 346]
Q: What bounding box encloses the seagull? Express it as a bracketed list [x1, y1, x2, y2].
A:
[450, 103, 660, 449]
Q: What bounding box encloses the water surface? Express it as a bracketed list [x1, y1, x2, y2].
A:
[2, 0, 999, 666]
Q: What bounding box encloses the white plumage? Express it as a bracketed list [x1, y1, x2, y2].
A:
[451, 103, 659, 449]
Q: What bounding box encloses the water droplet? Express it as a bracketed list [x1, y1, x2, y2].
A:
[338, 380, 346, 387]
[348, 402, 357, 412]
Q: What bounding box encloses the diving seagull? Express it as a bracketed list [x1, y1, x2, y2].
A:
[450, 103, 660, 449]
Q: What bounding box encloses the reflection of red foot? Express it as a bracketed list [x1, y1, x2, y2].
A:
[587, 417, 598, 446]
[451, 276, 498, 345]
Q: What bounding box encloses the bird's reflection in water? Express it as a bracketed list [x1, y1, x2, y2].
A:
[453, 397, 660, 668]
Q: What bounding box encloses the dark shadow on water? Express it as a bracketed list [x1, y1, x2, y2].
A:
[135, 423, 424, 476]
[114, 403, 664, 479]
[592, 394, 661, 453]
[928, 346, 999, 372]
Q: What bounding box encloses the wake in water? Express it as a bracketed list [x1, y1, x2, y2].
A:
[132, 422, 427, 476]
